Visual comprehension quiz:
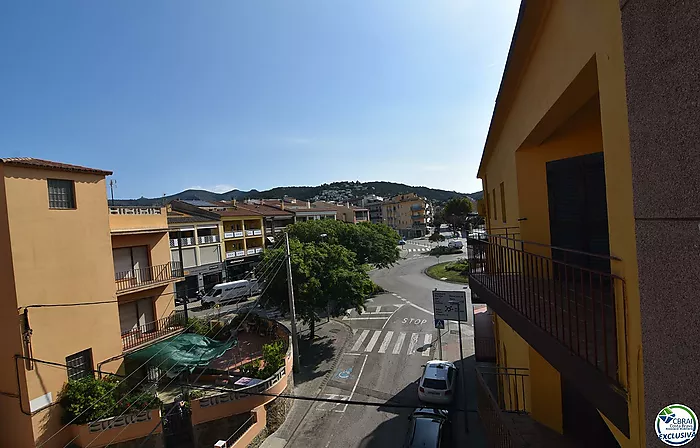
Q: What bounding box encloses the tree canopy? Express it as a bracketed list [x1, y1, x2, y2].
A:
[285, 219, 400, 268]
[261, 239, 373, 338]
[442, 197, 474, 232]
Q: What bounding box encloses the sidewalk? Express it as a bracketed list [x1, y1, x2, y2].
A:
[260, 319, 352, 448]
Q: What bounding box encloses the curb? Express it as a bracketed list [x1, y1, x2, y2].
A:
[423, 263, 470, 286]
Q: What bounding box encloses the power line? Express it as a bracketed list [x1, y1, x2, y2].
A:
[67, 252, 287, 448]
[83, 255, 287, 448]
[39, 248, 288, 448]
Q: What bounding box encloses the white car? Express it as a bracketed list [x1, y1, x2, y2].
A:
[448, 240, 463, 250]
[418, 360, 456, 405]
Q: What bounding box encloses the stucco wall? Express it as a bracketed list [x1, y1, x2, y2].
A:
[1, 166, 124, 447]
[478, 0, 642, 445]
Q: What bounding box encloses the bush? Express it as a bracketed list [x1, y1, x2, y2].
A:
[187, 317, 210, 336]
[445, 259, 469, 273]
[237, 340, 286, 379]
[59, 377, 161, 425]
[239, 360, 262, 378]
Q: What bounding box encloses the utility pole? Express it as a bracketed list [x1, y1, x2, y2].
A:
[178, 235, 188, 322]
[285, 232, 301, 373]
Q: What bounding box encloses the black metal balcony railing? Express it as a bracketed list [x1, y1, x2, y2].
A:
[115, 261, 183, 292]
[475, 336, 497, 362]
[468, 235, 622, 382]
[476, 366, 529, 448]
[121, 311, 186, 351]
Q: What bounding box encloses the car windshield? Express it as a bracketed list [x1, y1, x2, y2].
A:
[422, 378, 447, 390]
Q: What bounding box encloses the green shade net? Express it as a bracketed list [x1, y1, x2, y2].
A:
[125, 333, 234, 375]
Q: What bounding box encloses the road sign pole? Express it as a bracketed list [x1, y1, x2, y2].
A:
[437, 328, 443, 360]
[454, 300, 469, 433]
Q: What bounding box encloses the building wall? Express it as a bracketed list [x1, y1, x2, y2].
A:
[1, 166, 123, 447]
[478, 1, 643, 445]
[621, 1, 700, 446]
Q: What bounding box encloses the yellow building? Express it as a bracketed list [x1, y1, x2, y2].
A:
[469, 1, 700, 447]
[381, 193, 429, 238]
[0, 158, 183, 447]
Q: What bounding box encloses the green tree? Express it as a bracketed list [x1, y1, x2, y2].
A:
[285, 219, 400, 268]
[443, 198, 473, 234]
[261, 240, 373, 339]
[428, 231, 445, 243]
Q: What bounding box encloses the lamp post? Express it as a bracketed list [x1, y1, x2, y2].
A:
[449, 299, 469, 433]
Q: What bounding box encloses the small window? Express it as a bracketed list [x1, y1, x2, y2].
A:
[66, 349, 93, 381]
[500, 182, 507, 223]
[48, 179, 76, 209]
[492, 188, 497, 221]
[422, 378, 447, 390]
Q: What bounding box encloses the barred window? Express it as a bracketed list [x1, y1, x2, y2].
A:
[48, 179, 76, 209]
[66, 349, 93, 381]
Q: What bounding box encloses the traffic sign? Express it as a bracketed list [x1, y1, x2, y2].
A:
[432, 290, 468, 321]
[434, 319, 445, 329]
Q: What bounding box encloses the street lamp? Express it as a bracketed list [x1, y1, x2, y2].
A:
[449, 299, 469, 433]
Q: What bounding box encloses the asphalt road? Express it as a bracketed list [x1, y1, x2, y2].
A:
[284, 242, 482, 448]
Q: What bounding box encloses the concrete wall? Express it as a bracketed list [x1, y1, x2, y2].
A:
[108, 208, 168, 233]
[621, 1, 700, 446]
[70, 409, 163, 448]
[0, 165, 124, 447]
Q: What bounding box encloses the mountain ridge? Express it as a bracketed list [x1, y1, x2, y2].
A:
[112, 181, 483, 206]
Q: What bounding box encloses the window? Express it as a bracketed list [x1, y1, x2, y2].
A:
[48, 179, 76, 209]
[500, 182, 507, 223]
[492, 188, 498, 221]
[66, 349, 93, 381]
[422, 378, 447, 390]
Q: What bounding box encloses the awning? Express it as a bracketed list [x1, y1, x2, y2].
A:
[125, 333, 234, 374]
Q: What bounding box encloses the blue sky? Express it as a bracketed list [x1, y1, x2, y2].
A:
[0, 1, 519, 199]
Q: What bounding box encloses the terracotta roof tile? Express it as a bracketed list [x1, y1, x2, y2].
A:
[0, 157, 112, 176]
[238, 203, 294, 217]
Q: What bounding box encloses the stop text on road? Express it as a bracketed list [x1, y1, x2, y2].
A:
[402, 318, 428, 325]
[432, 290, 468, 321]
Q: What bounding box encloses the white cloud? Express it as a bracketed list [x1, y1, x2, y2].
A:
[186, 184, 236, 193]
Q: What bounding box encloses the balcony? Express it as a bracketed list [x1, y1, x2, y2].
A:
[115, 261, 183, 293]
[121, 312, 186, 352]
[109, 206, 168, 234]
[224, 231, 245, 239]
[198, 235, 220, 244]
[476, 366, 577, 448]
[245, 229, 263, 237]
[467, 235, 629, 435]
[226, 250, 246, 259]
[169, 237, 195, 247]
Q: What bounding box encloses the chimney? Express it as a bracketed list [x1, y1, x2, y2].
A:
[232, 199, 237, 207]
[280, 199, 284, 211]
[307, 201, 311, 208]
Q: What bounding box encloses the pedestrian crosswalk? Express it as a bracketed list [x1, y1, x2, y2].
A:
[349, 329, 434, 357]
[342, 305, 402, 321]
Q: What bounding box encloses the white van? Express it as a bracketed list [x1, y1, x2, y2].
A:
[200, 280, 259, 308]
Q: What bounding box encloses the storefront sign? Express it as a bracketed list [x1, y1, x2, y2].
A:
[88, 410, 152, 433]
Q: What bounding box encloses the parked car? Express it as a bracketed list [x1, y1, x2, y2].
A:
[447, 240, 463, 250]
[403, 407, 450, 448]
[200, 280, 258, 308]
[418, 360, 457, 405]
[399, 238, 406, 245]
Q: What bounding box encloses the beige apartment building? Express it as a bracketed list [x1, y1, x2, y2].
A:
[381, 193, 429, 238]
[0, 158, 183, 447]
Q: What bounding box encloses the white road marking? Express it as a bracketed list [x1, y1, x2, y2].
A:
[392, 332, 407, 354]
[422, 334, 432, 357]
[351, 330, 370, 352]
[343, 317, 389, 321]
[341, 355, 368, 412]
[380, 303, 404, 330]
[392, 293, 398, 297]
[364, 331, 382, 352]
[407, 333, 419, 355]
[374, 306, 381, 313]
[378, 331, 394, 353]
[405, 301, 434, 316]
